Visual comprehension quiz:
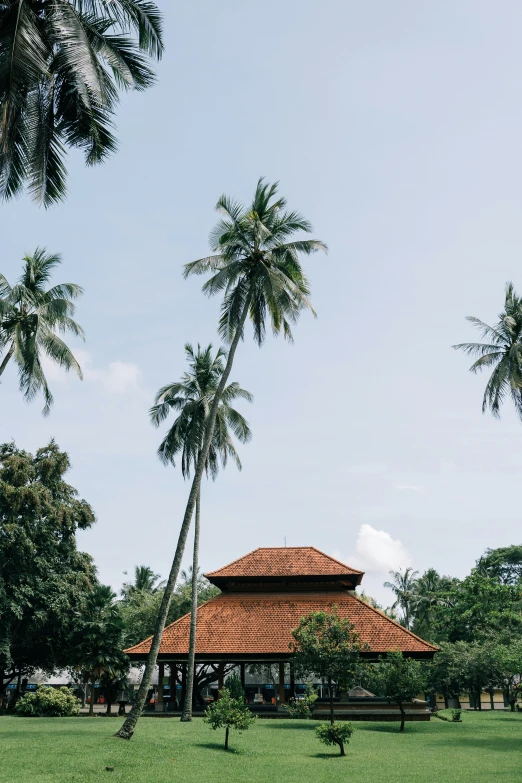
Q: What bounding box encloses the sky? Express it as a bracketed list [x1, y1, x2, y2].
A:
[2, 0, 522, 606]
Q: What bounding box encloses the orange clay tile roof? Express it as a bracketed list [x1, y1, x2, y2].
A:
[125, 591, 437, 657]
[204, 547, 363, 579]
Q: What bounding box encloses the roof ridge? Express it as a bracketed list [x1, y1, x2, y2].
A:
[349, 592, 439, 651]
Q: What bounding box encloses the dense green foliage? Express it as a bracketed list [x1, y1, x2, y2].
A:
[291, 610, 364, 724]
[370, 651, 427, 732]
[15, 685, 80, 717]
[204, 689, 256, 750]
[0, 440, 95, 703]
[0, 250, 84, 414]
[315, 721, 354, 756]
[2, 712, 520, 782]
[283, 683, 317, 719]
[0, 0, 163, 206]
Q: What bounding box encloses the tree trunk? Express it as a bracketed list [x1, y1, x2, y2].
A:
[337, 740, 345, 756]
[399, 703, 405, 732]
[106, 699, 112, 716]
[328, 677, 334, 725]
[225, 725, 229, 751]
[0, 344, 14, 377]
[181, 484, 201, 722]
[115, 297, 251, 741]
[89, 683, 95, 716]
[510, 699, 516, 712]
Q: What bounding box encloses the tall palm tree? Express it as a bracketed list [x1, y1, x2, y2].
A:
[116, 178, 326, 739]
[411, 568, 453, 640]
[0, 0, 163, 206]
[453, 283, 522, 420]
[150, 343, 252, 721]
[383, 567, 419, 630]
[0, 248, 84, 414]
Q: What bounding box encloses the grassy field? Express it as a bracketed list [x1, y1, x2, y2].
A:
[0, 711, 519, 783]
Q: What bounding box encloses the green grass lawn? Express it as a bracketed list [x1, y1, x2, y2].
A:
[0, 711, 519, 783]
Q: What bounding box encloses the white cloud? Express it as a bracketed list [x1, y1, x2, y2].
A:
[349, 523, 413, 574]
[394, 483, 424, 493]
[41, 349, 143, 395]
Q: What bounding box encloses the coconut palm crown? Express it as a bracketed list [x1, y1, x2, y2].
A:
[453, 283, 522, 420]
[150, 343, 253, 478]
[0, 248, 84, 414]
[183, 178, 327, 345]
[0, 0, 163, 206]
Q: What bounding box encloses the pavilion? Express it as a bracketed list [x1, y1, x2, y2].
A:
[125, 547, 437, 711]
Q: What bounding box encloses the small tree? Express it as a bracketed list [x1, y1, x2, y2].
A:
[315, 722, 354, 756]
[290, 610, 364, 724]
[204, 689, 256, 750]
[372, 650, 427, 732]
[283, 682, 318, 719]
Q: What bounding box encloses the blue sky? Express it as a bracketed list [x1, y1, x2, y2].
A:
[2, 0, 522, 604]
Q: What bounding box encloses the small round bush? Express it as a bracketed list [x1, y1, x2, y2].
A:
[15, 686, 81, 717]
[315, 722, 354, 756]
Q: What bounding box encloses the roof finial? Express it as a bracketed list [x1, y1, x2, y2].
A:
[284, 535, 287, 547]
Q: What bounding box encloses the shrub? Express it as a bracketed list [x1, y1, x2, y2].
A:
[15, 686, 81, 717]
[204, 689, 256, 750]
[451, 708, 462, 722]
[224, 673, 244, 701]
[283, 683, 318, 719]
[315, 721, 354, 756]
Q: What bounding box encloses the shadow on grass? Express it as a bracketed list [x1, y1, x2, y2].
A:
[195, 742, 241, 753]
[262, 722, 317, 731]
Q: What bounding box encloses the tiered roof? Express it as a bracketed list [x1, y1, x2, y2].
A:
[125, 590, 437, 659]
[205, 546, 363, 589]
[125, 546, 437, 660]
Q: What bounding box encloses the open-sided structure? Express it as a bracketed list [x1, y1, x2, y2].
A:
[125, 546, 436, 710]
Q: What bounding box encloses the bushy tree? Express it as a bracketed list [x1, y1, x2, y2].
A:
[476, 545, 522, 585]
[0, 440, 96, 707]
[15, 685, 80, 717]
[430, 572, 522, 644]
[371, 651, 427, 732]
[204, 689, 256, 751]
[315, 722, 354, 757]
[290, 610, 364, 724]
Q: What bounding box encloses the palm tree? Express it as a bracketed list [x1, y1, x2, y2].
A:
[0, 248, 84, 414]
[453, 283, 522, 420]
[0, 0, 163, 206]
[150, 343, 252, 721]
[116, 178, 326, 739]
[120, 565, 164, 602]
[411, 568, 453, 640]
[383, 567, 419, 630]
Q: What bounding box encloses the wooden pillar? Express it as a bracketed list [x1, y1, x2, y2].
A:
[181, 663, 187, 708]
[240, 663, 245, 689]
[278, 662, 285, 705]
[290, 662, 295, 698]
[157, 662, 164, 704]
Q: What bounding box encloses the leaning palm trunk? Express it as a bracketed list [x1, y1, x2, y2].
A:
[181, 485, 201, 721]
[115, 298, 251, 739]
[0, 345, 13, 376]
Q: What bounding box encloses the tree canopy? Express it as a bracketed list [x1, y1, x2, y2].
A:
[0, 440, 96, 700]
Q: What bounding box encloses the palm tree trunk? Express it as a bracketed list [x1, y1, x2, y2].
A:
[181, 484, 201, 722]
[89, 682, 95, 716]
[0, 344, 14, 377]
[115, 296, 252, 740]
